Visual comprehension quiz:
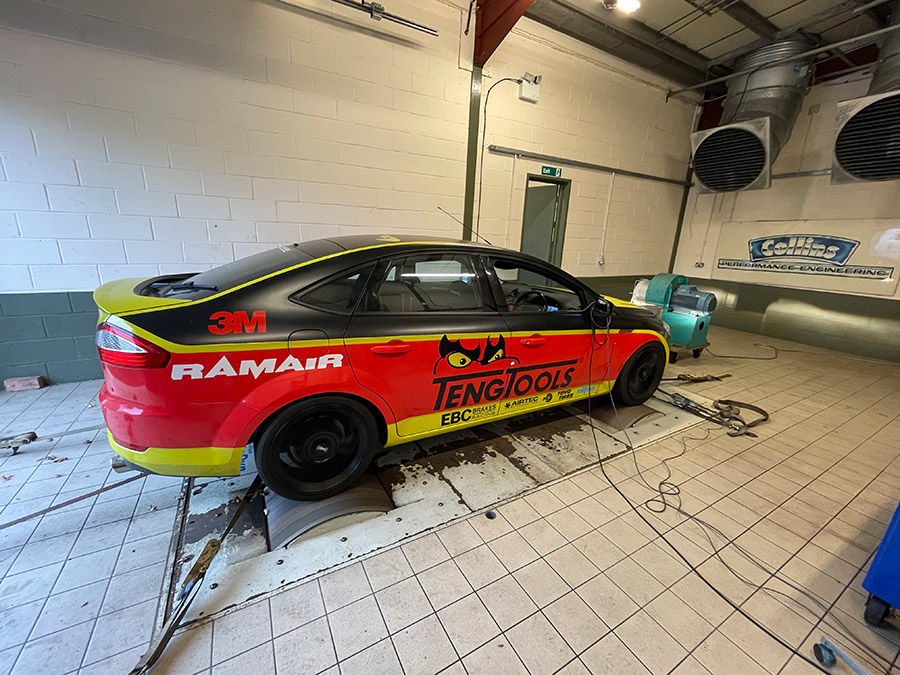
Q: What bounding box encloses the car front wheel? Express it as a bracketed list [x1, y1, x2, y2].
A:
[612, 342, 666, 406]
[255, 397, 378, 501]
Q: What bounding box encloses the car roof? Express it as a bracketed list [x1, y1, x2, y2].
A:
[160, 235, 500, 300]
[323, 234, 495, 251]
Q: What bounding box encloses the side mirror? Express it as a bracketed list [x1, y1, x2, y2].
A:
[590, 299, 613, 323]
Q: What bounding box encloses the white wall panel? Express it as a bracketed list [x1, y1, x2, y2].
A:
[0, 0, 695, 291]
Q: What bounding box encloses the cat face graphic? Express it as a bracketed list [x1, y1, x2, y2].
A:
[435, 335, 506, 373]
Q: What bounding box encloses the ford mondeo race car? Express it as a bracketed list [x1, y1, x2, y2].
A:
[95, 235, 669, 500]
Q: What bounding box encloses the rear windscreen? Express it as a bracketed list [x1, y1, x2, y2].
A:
[157, 242, 339, 299]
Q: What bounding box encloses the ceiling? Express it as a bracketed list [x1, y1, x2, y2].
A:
[525, 0, 893, 87]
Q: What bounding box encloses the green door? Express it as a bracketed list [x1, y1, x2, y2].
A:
[520, 178, 570, 267]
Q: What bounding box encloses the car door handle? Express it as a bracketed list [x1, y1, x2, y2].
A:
[521, 335, 546, 347]
[370, 342, 412, 355]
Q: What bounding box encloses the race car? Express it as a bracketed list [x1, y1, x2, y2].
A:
[95, 235, 670, 500]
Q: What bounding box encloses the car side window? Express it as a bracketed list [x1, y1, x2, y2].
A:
[489, 258, 586, 313]
[366, 253, 486, 313]
[295, 264, 376, 314]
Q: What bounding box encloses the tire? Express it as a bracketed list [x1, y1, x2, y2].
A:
[255, 397, 378, 501]
[612, 342, 666, 406]
[864, 593, 891, 627]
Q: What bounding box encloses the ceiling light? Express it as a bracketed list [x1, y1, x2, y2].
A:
[617, 0, 641, 12]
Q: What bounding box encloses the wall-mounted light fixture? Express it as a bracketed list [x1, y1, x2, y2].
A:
[601, 0, 641, 13]
[519, 72, 542, 102]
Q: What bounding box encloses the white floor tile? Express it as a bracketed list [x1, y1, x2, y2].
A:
[273, 616, 336, 675]
[12, 619, 93, 675]
[269, 581, 324, 638]
[391, 615, 457, 675]
[30, 579, 106, 639]
[82, 598, 157, 666]
[212, 600, 271, 665]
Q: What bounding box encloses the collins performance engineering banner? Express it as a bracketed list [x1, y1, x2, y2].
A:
[714, 221, 899, 296]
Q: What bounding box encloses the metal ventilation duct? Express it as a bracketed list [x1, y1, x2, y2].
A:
[832, 5, 900, 184]
[691, 38, 813, 193]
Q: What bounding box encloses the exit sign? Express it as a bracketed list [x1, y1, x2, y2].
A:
[541, 165, 562, 177]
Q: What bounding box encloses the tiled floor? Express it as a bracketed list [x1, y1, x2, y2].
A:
[1, 325, 899, 675]
[0, 382, 185, 674]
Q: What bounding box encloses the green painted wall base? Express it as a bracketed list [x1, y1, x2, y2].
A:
[582, 276, 900, 364]
[0, 292, 101, 386]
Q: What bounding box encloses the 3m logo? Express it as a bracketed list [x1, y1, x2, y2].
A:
[208, 311, 266, 335]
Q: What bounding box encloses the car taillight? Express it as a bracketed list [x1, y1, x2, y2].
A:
[96, 322, 170, 368]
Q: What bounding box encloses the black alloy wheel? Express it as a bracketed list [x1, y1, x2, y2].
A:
[612, 342, 666, 406]
[255, 397, 378, 501]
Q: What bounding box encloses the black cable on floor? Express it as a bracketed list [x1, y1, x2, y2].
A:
[583, 309, 886, 674]
[611, 388, 896, 672]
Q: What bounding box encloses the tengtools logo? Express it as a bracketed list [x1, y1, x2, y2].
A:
[431, 334, 575, 412]
[434, 335, 507, 372]
[717, 234, 894, 280]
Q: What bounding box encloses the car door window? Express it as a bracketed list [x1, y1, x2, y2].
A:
[294, 264, 376, 314]
[489, 258, 586, 313]
[366, 253, 487, 312]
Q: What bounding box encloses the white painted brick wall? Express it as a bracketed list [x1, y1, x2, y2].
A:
[0, 0, 694, 292]
[18, 213, 90, 239]
[474, 19, 697, 280]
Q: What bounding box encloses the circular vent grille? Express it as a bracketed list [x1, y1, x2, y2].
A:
[835, 93, 900, 181]
[693, 128, 766, 192]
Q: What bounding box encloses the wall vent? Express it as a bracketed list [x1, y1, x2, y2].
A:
[692, 124, 768, 192]
[691, 38, 812, 193]
[832, 5, 900, 184]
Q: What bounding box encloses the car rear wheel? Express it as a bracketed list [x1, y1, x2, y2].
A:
[612, 342, 666, 406]
[255, 397, 377, 501]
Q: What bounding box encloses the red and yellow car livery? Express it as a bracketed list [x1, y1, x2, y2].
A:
[95, 235, 669, 500]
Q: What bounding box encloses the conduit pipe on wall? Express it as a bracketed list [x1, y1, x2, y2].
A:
[832, 3, 900, 183]
[274, 0, 439, 35]
[690, 37, 814, 193]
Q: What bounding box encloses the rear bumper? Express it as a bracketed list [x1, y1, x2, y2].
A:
[100, 382, 233, 438]
[99, 382, 250, 477]
[108, 432, 244, 477]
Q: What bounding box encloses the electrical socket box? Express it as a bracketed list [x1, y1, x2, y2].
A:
[597, 255, 605, 265]
[519, 79, 540, 103]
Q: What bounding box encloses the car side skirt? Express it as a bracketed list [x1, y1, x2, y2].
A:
[384, 378, 615, 446]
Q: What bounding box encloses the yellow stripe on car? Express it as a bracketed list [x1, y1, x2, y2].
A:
[108, 433, 244, 476]
[103, 314, 667, 366]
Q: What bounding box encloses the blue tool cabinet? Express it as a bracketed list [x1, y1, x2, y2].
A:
[862, 499, 900, 626]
